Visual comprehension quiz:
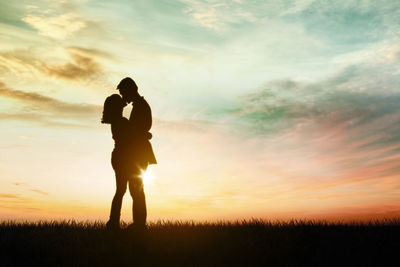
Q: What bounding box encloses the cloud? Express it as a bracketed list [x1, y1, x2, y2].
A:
[182, 0, 225, 31]
[0, 82, 100, 117]
[0, 112, 91, 129]
[281, 0, 316, 15]
[66, 46, 114, 60]
[19, 0, 109, 42]
[0, 193, 22, 199]
[22, 12, 87, 40]
[0, 112, 46, 122]
[41, 49, 104, 80]
[11, 182, 49, 196]
[181, 0, 258, 31]
[212, 58, 400, 189]
[333, 42, 400, 65]
[0, 111, 99, 129]
[0, 81, 102, 128]
[0, 193, 28, 206]
[31, 189, 49, 196]
[0, 46, 107, 81]
[234, 61, 400, 135]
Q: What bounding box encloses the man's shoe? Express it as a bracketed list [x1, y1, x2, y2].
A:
[127, 223, 147, 231]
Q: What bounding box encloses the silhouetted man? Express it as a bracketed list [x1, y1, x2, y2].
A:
[107, 77, 156, 229]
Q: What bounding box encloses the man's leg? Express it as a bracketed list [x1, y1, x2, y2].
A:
[108, 172, 127, 228]
[129, 176, 147, 226]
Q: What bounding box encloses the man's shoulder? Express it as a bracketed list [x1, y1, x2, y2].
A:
[139, 96, 151, 108]
[140, 96, 148, 103]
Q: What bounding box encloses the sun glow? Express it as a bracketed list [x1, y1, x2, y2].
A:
[141, 168, 155, 185]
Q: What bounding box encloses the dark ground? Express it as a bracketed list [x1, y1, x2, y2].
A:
[1, 219, 399, 266]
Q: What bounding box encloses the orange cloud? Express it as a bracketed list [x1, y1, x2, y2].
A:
[0, 46, 110, 81]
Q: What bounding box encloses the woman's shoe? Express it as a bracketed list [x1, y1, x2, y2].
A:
[106, 220, 120, 231]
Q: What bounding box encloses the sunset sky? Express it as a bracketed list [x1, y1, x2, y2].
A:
[1, 0, 400, 222]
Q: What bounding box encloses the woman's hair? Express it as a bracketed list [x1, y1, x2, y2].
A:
[101, 94, 125, 124]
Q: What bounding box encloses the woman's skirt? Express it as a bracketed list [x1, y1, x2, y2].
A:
[112, 139, 156, 176]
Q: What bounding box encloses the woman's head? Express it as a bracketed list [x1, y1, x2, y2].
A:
[101, 94, 126, 124]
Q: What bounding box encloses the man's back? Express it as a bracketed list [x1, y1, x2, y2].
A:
[129, 96, 152, 132]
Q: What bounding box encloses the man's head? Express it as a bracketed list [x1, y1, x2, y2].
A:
[117, 77, 139, 103]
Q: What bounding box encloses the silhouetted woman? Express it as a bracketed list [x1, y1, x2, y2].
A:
[101, 94, 154, 230]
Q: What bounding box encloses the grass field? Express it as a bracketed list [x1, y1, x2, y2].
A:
[1, 219, 399, 266]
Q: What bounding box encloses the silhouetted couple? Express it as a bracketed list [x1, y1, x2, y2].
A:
[102, 77, 156, 230]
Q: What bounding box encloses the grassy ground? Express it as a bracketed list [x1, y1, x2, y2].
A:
[1, 219, 399, 266]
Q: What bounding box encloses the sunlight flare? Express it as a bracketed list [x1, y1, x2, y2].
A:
[140, 168, 155, 185]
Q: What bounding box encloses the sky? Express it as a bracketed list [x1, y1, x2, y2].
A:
[0, 0, 400, 222]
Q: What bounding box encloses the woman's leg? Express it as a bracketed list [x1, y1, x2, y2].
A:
[108, 170, 128, 227]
